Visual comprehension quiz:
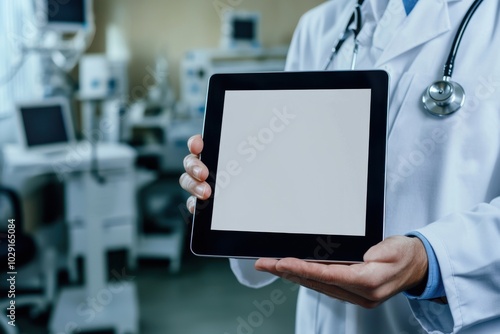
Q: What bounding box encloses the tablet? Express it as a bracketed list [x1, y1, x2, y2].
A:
[191, 70, 388, 262]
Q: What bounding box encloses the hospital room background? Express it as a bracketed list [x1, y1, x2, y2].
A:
[0, 0, 325, 333]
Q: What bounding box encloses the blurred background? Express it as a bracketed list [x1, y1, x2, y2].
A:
[0, 1, 324, 333]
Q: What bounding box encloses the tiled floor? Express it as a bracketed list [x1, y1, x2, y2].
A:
[137, 256, 298, 334]
[14, 255, 298, 334]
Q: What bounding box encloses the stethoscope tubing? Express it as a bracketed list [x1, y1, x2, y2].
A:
[443, 0, 484, 78]
[322, 0, 364, 70]
[325, 0, 484, 78]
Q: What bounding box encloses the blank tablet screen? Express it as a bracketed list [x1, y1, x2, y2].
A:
[211, 89, 371, 236]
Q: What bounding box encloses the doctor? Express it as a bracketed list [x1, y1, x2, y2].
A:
[180, 0, 500, 333]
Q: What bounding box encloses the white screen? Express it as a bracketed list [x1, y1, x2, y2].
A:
[211, 89, 371, 236]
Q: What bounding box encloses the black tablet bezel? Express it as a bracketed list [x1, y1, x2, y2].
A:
[191, 70, 388, 262]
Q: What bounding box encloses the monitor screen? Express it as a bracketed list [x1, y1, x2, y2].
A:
[232, 18, 255, 40]
[19, 105, 69, 148]
[47, 0, 86, 25]
[220, 11, 260, 49]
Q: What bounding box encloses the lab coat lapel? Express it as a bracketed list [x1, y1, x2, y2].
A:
[374, 0, 459, 67]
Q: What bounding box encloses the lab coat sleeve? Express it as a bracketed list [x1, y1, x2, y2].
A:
[229, 259, 278, 288]
[407, 197, 500, 333]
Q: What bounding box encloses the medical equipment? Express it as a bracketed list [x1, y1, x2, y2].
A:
[15, 97, 110, 185]
[180, 47, 287, 117]
[324, 0, 485, 117]
[79, 54, 117, 99]
[35, 0, 91, 32]
[33, 0, 95, 96]
[15, 98, 75, 153]
[220, 11, 261, 50]
[2, 141, 138, 333]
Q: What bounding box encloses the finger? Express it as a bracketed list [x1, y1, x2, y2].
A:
[179, 173, 211, 199]
[255, 258, 304, 283]
[282, 274, 380, 309]
[183, 154, 209, 182]
[275, 258, 356, 284]
[187, 134, 204, 155]
[186, 196, 196, 214]
[255, 258, 310, 283]
[255, 258, 351, 290]
[255, 258, 280, 272]
[257, 257, 357, 287]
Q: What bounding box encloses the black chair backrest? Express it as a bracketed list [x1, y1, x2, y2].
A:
[0, 183, 36, 269]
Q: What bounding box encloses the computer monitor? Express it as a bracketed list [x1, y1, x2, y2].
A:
[36, 0, 93, 33]
[232, 18, 256, 41]
[15, 98, 76, 153]
[221, 11, 260, 49]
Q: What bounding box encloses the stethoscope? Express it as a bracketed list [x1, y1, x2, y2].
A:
[323, 0, 485, 117]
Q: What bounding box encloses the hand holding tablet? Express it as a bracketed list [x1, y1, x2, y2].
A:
[183, 70, 389, 262]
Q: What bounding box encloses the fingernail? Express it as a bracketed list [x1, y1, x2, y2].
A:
[193, 166, 202, 178]
[195, 184, 206, 197]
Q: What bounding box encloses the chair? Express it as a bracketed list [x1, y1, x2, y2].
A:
[0, 150, 57, 334]
[136, 173, 187, 273]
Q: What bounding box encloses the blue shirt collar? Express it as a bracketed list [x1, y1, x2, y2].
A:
[402, 0, 419, 14]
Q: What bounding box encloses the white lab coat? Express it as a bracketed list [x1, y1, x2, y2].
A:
[230, 0, 500, 333]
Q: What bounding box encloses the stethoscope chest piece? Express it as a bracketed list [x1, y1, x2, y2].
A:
[422, 79, 465, 117]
